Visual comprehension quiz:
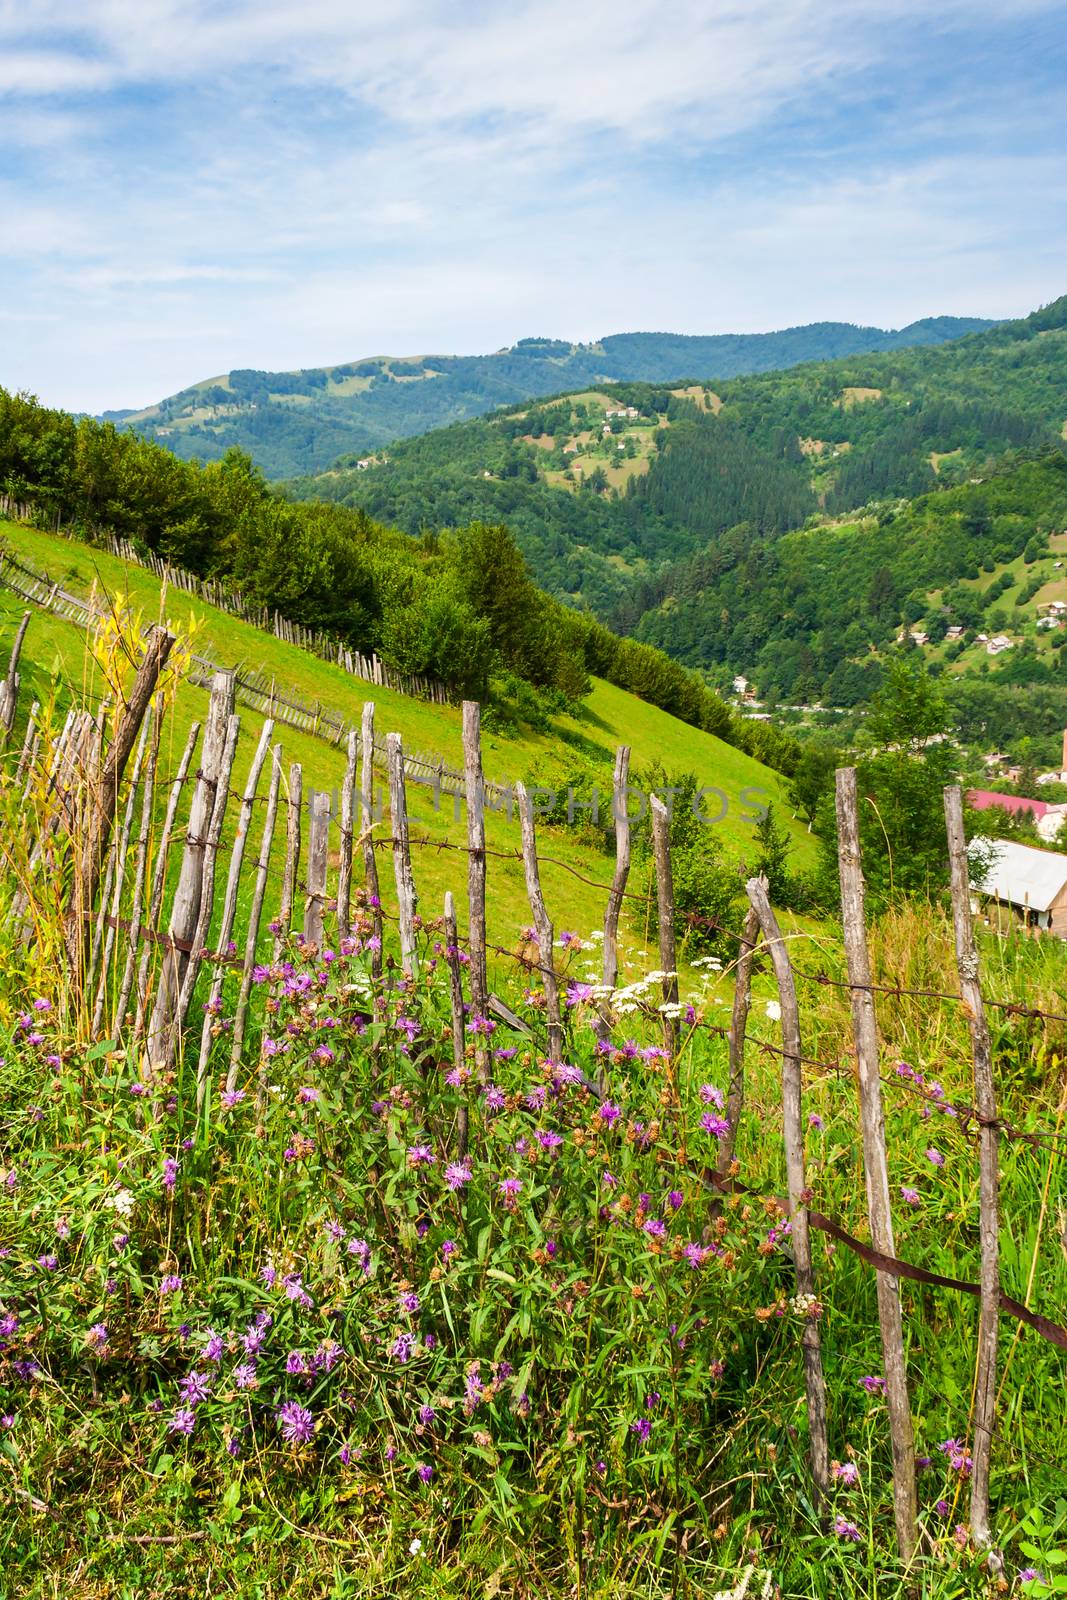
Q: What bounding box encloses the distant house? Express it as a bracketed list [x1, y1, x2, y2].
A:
[1037, 616, 1062, 630]
[987, 635, 1014, 655]
[970, 837, 1067, 934]
[968, 788, 1067, 842]
[945, 625, 965, 640]
[604, 406, 639, 419]
[355, 458, 375, 470]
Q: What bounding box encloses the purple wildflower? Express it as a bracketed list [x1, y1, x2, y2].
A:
[630, 1417, 651, 1442]
[858, 1375, 886, 1394]
[699, 1112, 731, 1139]
[899, 1186, 921, 1206]
[832, 1461, 860, 1485]
[168, 1407, 197, 1436]
[277, 1401, 315, 1444]
[160, 1274, 183, 1295]
[86, 1323, 109, 1353]
[444, 1161, 472, 1190]
[926, 1147, 945, 1168]
[416, 1463, 433, 1484]
[179, 1371, 213, 1404]
[833, 1516, 861, 1543]
[598, 1101, 621, 1126]
[233, 1362, 258, 1390]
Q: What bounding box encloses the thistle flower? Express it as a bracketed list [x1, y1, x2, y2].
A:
[498, 1177, 523, 1206]
[86, 1323, 109, 1353]
[277, 1401, 315, 1444]
[168, 1407, 196, 1436]
[233, 1362, 258, 1390]
[833, 1516, 861, 1542]
[832, 1460, 860, 1485]
[858, 1375, 886, 1394]
[179, 1371, 212, 1404]
[925, 1147, 945, 1168]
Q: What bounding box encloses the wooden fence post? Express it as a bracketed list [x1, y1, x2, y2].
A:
[835, 767, 917, 1562]
[68, 626, 175, 985]
[112, 711, 162, 1034]
[360, 703, 383, 980]
[0, 609, 31, 744]
[944, 784, 999, 1550]
[195, 718, 274, 1107]
[303, 789, 331, 949]
[133, 722, 201, 1040]
[228, 745, 282, 1091]
[717, 903, 761, 1180]
[170, 712, 241, 1058]
[443, 890, 469, 1157]
[337, 728, 358, 940]
[746, 875, 830, 1501]
[462, 701, 489, 1076]
[89, 710, 153, 1035]
[649, 794, 679, 1058]
[386, 732, 418, 975]
[274, 763, 302, 962]
[515, 781, 564, 1062]
[597, 745, 632, 1061]
[144, 669, 235, 1075]
[15, 698, 40, 786]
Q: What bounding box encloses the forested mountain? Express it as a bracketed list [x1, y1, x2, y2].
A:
[285, 295, 1067, 736]
[109, 316, 992, 478]
[0, 386, 803, 779]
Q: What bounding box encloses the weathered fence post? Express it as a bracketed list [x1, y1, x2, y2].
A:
[337, 729, 359, 940]
[386, 732, 418, 975]
[90, 710, 153, 1035]
[443, 890, 469, 1157]
[170, 712, 241, 1058]
[515, 781, 564, 1062]
[0, 609, 31, 744]
[746, 875, 830, 1501]
[360, 703, 383, 980]
[717, 903, 761, 1180]
[462, 700, 489, 1076]
[112, 711, 162, 1033]
[195, 718, 274, 1107]
[16, 698, 41, 787]
[68, 626, 175, 985]
[835, 767, 917, 1562]
[133, 722, 201, 1040]
[943, 784, 999, 1549]
[144, 669, 235, 1075]
[597, 745, 632, 1063]
[303, 788, 331, 949]
[649, 794, 679, 1058]
[228, 744, 282, 1091]
[273, 763, 302, 962]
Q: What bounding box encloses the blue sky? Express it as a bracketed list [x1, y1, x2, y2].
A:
[2, 1, 1065, 413]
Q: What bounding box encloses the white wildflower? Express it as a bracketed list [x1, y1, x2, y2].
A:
[103, 1188, 135, 1218]
[765, 1000, 782, 1022]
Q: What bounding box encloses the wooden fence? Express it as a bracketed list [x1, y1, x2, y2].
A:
[0, 495, 449, 704]
[1, 616, 1065, 1565]
[0, 546, 511, 802]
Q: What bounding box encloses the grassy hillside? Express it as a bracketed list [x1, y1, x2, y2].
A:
[113, 316, 993, 478]
[0, 520, 816, 957]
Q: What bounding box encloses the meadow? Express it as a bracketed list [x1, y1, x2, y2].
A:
[0, 547, 1065, 1599]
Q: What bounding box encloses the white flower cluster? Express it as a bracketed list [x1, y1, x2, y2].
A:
[103, 1187, 135, 1218]
[789, 1293, 819, 1319]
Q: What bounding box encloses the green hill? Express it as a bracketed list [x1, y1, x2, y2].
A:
[0, 517, 816, 949]
[111, 316, 993, 478]
[288, 295, 1067, 712]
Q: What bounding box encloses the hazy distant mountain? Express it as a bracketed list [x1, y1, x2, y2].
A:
[110, 316, 995, 477]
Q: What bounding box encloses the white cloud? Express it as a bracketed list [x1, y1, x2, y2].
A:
[0, 1, 1062, 410]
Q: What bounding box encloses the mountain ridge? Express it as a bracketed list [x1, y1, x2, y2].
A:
[107, 315, 996, 477]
